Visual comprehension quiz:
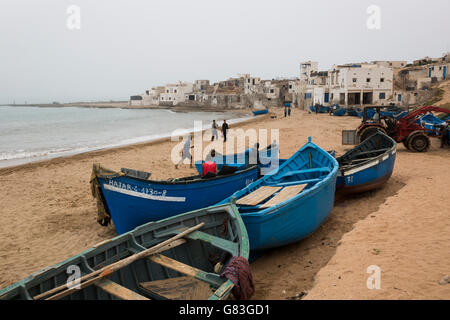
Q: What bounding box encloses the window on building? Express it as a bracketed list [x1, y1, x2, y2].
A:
[289, 85, 292, 89]
[270, 89, 274, 93]
[379, 92, 386, 99]
[174, 89, 177, 93]
[352, 78, 357, 83]
[380, 78, 385, 82]
[366, 78, 371, 83]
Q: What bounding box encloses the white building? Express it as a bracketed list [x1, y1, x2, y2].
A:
[238, 74, 262, 94]
[328, 63, 394, 107]
[159, 82, 194, 105]
[299, 61, 318, 82]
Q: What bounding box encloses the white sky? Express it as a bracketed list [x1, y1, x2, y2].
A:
[1, 0, 449, 103]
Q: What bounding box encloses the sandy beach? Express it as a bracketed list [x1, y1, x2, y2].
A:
[0, 107, 449, 299]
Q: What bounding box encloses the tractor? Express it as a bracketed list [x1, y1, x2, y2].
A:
[354, 105, 450, 152]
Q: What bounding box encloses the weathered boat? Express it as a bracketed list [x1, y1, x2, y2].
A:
[417, 113, 446, 136]
[194, 144, 279, 176]
[91, 163, 258, 234]
[336, 131, 397, 194]
[333, 108, 347, 116]
[309, 105, 330, 113]
[218, 137, 338, 251]
[252, 109, 268, 116]
[0, 203, 250, 300]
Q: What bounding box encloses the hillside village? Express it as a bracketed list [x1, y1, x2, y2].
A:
[129, 53, 450, 110]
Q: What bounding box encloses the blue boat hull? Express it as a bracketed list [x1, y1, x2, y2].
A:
[94, 165, 259, 234]
[333, 108, 346, 116]
[336, 150, 396, 193]
[252, 109, 268, 116]
[336, 131, 397, 194]
[219, 138, 338, 251]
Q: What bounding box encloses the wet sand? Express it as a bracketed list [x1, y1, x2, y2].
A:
[0, 108, 449, 299]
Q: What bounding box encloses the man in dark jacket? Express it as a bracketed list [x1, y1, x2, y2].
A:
[222, 120, 229, 142]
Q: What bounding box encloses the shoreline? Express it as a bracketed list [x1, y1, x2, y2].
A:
[0, 102, 256, 114]
[0, 113, 270, 174]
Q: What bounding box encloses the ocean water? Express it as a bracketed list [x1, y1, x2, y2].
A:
[0, 106, 250, 168]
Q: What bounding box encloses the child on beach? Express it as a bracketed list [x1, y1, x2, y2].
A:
[175, 134, 193, 169]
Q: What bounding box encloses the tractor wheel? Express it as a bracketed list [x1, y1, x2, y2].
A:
[359, 127, 387, 144]
[407, 132, 430, 152]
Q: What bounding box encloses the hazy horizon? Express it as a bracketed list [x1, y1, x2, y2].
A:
[1, 0, 449, 104]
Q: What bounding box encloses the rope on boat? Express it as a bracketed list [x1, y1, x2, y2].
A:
[220, 256, 254, 300]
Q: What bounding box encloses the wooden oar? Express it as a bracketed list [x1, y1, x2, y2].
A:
[34, 222, 205, 300]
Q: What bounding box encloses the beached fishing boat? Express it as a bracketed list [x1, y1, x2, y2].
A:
[336, 131, 397, 194]
[417, 113, 446, 136]
[91, 163, 259, 234]
[252, 109, 268, 116]
[194, 144, 279, 175]
[0, 203, 251, 300]
[309, 105, 330, 113]
[333, 108, 346, 116]
[218, 137, 338, 251]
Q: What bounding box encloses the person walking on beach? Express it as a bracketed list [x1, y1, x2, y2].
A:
[222, 120, 229, 142]
[175, 133, 193, 169]
[211, 120, 219, 141]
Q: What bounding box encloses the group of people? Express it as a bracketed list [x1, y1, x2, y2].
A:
[175, 119, 229, 169]
[211, 119, 229, 142]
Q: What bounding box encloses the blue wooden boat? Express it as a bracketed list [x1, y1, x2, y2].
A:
[333, 108, 346, 116]
[0, 203, 250, 300]
[336, 131, 396, 194]
[252, 109, 268, 116]
[91, 163, 259, 234]
[218, 137, 338, 251]
[309, 105, 330, 113]
[194, 144, 279, 175]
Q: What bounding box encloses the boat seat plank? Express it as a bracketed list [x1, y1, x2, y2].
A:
[95, 279, 150, 300]
[139, 276, 212, 300]
[260, 184, 307, 208]
[147, 254, 223, 287]
[236, 186, 282, 206]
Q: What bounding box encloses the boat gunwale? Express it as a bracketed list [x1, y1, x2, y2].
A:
[99, 164, 259, 186]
